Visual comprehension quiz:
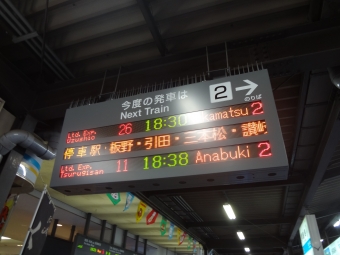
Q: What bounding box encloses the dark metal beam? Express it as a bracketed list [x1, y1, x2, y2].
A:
[290, 72, 310, 169]
[0, 54, 37, 117]
[143, 176, 304, 197]
[37, 16, 340, 93]
[207, 237, 288, 249]
[31, 41, 340, 121]
[320, 214, 340, 233]
[135, 0, 167, 56]
[279, 72, 311, 223]
[316, 203, 340, 234]
[12, 32, 38, 43]
[31, 46, 340, 121]
[288, 89, 340, 245]
[0, 0, 74, 80]
[25, 0, 300, 48]
[100, 220, 106, 241]
[309, 0, 324, 21]
[280, 186, 290, 218]
[215, 250, 283, 255]
[25, 0, 82, 20]
[215, 248, 284, 253]
[27, 5, 306, 69]
[322, 166, 340, 181]
[315, 204, 340, 219]
[187, 218, 294, 228]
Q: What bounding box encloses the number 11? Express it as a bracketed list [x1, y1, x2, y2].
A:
[116, 159, 128, 172]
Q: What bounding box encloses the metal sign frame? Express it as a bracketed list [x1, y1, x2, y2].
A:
[51, 70, 288, 194]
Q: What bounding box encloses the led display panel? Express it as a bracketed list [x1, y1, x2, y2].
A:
[60, 141, 272, 179]
[63, 120, 268, 160]
[51, 70, 289, 194]
[66, 101, 263, 144]
[71, 234, 138, 255]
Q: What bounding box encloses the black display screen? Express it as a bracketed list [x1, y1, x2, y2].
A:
[66, 101, 264, 144]
[60, 141, 272, 179]
[63, 120, 267, 160]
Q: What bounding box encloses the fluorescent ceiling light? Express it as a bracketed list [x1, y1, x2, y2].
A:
[333, 220, 340, 227]
[57, 224, 62, 227]
[244, 248, 250, 252]
[320, 239, 324, 242]
[17, 245, 23, 247]
[223, 204, 236, 220]
[1, 236, 10, 240]
[237, 231, 245, 240]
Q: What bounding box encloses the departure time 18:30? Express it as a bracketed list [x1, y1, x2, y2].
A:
[67, 101, 264, 144]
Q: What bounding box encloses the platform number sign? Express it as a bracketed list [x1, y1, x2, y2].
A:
[209, 82, 233, 103]
[210, 79, 259, 104]
[51, 69, 288, 194]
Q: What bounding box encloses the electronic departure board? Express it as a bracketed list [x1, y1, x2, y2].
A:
[51, 70, 289, 195]
[71, 234, 138, 255]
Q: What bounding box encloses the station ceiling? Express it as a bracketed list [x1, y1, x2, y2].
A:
[0, 0, 340, 255]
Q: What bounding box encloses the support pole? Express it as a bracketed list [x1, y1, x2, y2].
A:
[324, 230, 330, 246]
[69, 225, 76, 241]
[135, 0, 167, 56]
[84, 213, 91, 236]
[100, 220, 106, 241]
[111, 224, 117, 245]
[50, 219, 58, 237]
[288, 85, 340, 245]
[135, 235, 139, 253]
[122, 230, 128, 248]
[143, 239, 147, 255]
[287, 246, 294, 255]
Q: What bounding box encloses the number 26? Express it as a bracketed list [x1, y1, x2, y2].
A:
[118, 123, 132, 135]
